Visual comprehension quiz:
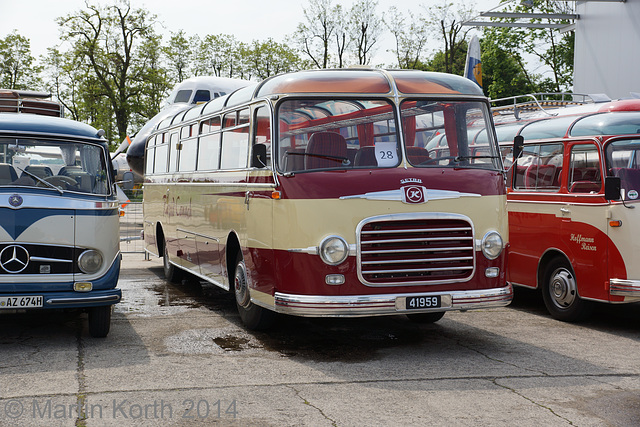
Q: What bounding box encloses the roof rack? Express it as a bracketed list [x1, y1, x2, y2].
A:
[490, 92, 602, 120]
[0, 89, 64, 117]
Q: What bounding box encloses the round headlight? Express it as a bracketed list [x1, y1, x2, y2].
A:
[78, 250, 103, 274]
[319, 236, 349, 265]
[481, 231, 503, 260]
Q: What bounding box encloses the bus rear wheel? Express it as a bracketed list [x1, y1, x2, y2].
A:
[542, 258, 592, 322]
[233, 251, 275, 330]
[88, 305, 112, 338]
[163, 237, 183, 283]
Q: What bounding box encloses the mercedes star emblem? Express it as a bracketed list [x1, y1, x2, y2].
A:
[0, 245, 30, 273]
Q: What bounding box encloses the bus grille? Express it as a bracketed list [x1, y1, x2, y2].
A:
[0, 243, 78, 275]
[358, 215, 475, 285]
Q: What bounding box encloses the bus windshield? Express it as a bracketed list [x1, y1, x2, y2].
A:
[401, 100, 502, 170]
[277, 98, 399, 172]
[0, 138, 111, 195]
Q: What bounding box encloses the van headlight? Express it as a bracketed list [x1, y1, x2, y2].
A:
[319, 236, 349, 265]
[78, 250, 103, 274]
[481, 231, 503, 260]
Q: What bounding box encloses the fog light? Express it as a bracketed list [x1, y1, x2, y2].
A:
[74, 282, 93, 292]
[78, 250, 103, 274]
[325, 274, 345, 285]
[485, 267, 500, 278]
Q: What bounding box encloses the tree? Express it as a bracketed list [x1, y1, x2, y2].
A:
[246, 39, 308, 80]
[425, 40, 468, 75]
[424, 1, 475, 75]
[0, 31, 42, 90]
[348, 0, 383, 65]
[57, 0, 160, 144]
[483, 0, 575, 92]
[385, 6, 429, 69]
[296, 0, 340, 68]
[163, 30, 193, 83]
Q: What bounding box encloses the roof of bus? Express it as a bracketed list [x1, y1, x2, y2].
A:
[495, 99, 640, 144]
[154, 69, 485, 133]
[0, 113, 105, 141]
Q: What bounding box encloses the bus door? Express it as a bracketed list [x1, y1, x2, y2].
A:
[604, 137, 640, 297]
[561, 142, 608, 300]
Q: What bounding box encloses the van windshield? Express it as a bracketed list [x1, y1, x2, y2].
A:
[0, 138, 111, 195]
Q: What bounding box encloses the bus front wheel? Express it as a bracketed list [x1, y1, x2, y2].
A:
[233, 251, 275, 330]
[163, 237, 183, 283]
[542, 258, 592, 322]
[88, 305, 112, 338]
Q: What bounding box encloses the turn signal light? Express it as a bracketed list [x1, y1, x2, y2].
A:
[609, 220, 623, 227]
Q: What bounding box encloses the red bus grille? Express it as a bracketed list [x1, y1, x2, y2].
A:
[358, 216, 475, 285]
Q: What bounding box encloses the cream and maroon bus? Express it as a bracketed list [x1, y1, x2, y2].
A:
[128, 69, 511, 329]
[496, 97, 640, 321]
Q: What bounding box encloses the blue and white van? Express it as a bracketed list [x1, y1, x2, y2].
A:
[0, 90, 121, 337]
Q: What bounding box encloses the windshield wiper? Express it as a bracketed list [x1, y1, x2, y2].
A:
[453, 155, 501, 162]
[15, 166, 64, 194]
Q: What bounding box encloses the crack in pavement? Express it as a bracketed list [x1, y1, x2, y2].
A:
[287, 384, 338, 427]
[75, 318, 88, 427]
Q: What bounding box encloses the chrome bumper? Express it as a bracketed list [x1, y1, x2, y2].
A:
[274, 284, 513, 317]
[610, 279, 640, 297]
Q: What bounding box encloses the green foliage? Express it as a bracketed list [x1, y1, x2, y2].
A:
[0, 31, 43, 90]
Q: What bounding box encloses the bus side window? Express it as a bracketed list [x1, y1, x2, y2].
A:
[569, 143, 602, 193]
[221, 109, 249, 169]
[252, 106, 271, 168]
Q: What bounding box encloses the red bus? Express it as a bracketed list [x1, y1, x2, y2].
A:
[127, 69, 512, 329]
[496, 96, 640, 320]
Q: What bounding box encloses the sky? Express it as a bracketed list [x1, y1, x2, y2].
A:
[0, 0, 501, 67]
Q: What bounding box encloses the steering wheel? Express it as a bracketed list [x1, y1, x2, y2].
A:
[37, 175, 78, 189]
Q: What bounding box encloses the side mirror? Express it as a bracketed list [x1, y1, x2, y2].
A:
[251, 143, 268, 168]
[604, 176, 621, 200]
[513, 135, 524, 161]
[122, 171, 135, 191]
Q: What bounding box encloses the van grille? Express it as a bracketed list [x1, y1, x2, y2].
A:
[0, 243, 79, 275]
[358, 215, 475, 286]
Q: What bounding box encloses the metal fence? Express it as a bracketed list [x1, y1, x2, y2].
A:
[119, 188, 145, 254]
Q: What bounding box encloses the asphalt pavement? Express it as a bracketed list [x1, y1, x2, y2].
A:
[0, 252, 639, 426]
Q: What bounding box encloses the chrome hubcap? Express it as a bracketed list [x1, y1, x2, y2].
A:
[234, 261, 250, 308]
[549, 268, 577, 308]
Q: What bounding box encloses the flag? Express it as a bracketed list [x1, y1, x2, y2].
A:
[464, 35, 482, 89]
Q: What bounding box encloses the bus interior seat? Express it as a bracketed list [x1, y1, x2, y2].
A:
[24, 165, 53, 179]
[0, 163, 18, 184]
[305, 132, 348, 169]
[354, 146, 377, 167]
[525, 164, 557, 189]
[406, 146, 430, 164]
[569, 181, 601, 193]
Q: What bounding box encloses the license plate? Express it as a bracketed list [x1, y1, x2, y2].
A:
[405, 295, 441, 310]
[0, 296, 44, 309]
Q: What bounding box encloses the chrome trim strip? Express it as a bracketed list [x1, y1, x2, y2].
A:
[273, 284, 512, 317]
[610, 279, 640, 296]
[46, 294, 121, 305]
[176, 228, 219, 241]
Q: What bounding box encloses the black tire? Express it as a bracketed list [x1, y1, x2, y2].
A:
[88, 305, 112, 338]
[163, 236, 183, 283]
[233, 251, 275, 330]
[542, 257, 593, 322]
[406, 311, 446, 324]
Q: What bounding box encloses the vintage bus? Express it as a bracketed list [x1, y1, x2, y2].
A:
[0, 90, 121, 337]
[495, 96, 640, 321]
[127, 69, 512, 330]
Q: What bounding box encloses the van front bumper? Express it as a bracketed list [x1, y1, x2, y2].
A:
[273, 283, 513, 317]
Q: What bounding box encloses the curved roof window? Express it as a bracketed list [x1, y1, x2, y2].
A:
[519, 116, 577, 140]
[570, 112, 640, 137]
